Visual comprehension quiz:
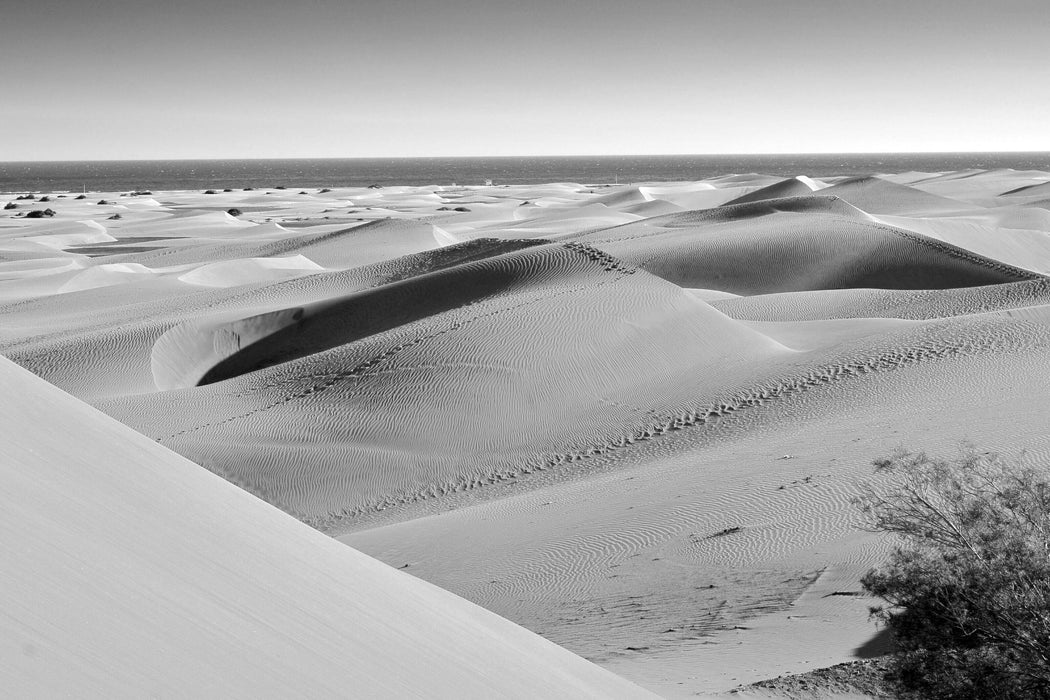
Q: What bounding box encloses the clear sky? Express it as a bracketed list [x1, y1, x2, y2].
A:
[3, 0, 1049, 160]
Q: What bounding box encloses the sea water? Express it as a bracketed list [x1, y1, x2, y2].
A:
[3, 153, 1050, 193]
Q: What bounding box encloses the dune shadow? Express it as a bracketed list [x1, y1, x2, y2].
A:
[854, 626, 897, 658]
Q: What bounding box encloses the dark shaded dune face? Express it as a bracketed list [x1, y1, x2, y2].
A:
[104, 244, 786, 521]
[2, 237, 546, 399]
[723, 177, 819, 205]
[1000, 181, 1050, 197]
[156, 244, 567, 389]
[575, 197, 1042, 295]
[647, 194, 868, 226]
[817, 175, 972, 215]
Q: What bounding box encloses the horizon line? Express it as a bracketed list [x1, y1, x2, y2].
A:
[5, 150, 1050, 165]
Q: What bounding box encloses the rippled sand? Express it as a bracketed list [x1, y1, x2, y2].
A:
[5, 169, 1050, 697]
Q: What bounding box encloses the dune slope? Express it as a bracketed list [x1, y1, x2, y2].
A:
[102, 242, 788, 521]
[0, 356, 653, 699]
[574, 196, 1041, 294]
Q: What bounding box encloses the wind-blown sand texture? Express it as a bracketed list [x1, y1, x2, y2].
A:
[4, 170, 1050, 697]
[0, 357, 653, 699]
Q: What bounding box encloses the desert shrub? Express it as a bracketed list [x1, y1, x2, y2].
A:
[108, 213, 122, 220]
[75, 194, 87, 200]
[16, 194, 35, 200]
[454, 206, 471, 212]
[4, 202, 17, 210]
[274, 185, 286, 190]
[204, 189, 217, 195]
[97, 199, 109, 205]
[856, 447, 1050, 699]
[39, 196, 51, 202]
[223, 188, 233, 192]
[226, 208, 242, 217]
[25, 209, 56, 218]
[318, 188, 331, 193]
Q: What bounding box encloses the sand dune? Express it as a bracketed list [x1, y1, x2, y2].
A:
[880, 168, 1050, 206]
[574, 195, 1040, 294]
[6, 169, 1050, 697]
[711, 278, 1050, 322]
[1002, 180, 1050, 198]
[874, 209, 1050, 273]
[103, 243, 788, 520]
[724, 176, 822, 205]
[0, 357, 652, 699]
[176, 254, 326, 287]
[100, 217, 443, 269]
[817, 175, 974, 214]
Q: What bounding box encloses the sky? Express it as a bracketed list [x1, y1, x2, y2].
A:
[2, 0, 1049, 160]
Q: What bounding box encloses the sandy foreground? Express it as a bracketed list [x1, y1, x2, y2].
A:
[4, 169, 1050, 697]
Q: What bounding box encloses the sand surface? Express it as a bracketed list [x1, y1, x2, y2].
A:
[0, 356, 653, 699]
[4, 171, 1050, 696]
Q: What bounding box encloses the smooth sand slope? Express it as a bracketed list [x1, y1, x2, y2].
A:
[0, 356, 654, 699]
[5, 171, 1050, 697]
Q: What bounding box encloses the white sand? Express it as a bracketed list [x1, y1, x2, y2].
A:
[5, 172, 1050, 697]
[0, 356, 653, 699]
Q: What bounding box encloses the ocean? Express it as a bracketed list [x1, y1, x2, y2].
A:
[3, 153, 1050, 194]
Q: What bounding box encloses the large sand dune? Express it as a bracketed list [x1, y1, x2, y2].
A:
[573, 195, 1041, 294]
[0, 356, 653, 699]
[5, 171, 1050, 697]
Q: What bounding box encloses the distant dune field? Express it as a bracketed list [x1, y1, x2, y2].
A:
[5, 169, 1050, 697]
